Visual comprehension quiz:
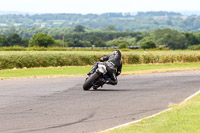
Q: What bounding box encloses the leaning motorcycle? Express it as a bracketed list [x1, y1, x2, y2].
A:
[83, 64, 109, 91]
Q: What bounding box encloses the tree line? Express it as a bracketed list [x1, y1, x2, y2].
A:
[1, 26, 200, 50]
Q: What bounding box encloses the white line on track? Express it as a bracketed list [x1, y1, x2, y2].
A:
[102, 89, 200, 132]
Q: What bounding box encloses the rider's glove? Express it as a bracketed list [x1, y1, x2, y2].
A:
[100, 57, 104, 62]
[116, 71, 121, 76]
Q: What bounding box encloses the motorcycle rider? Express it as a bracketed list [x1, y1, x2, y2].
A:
[87, 50, 122, 85]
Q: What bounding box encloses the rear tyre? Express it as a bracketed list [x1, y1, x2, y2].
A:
[83, 73, 99, 91]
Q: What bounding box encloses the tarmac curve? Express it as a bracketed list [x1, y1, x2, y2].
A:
[0, 70, 200, 133]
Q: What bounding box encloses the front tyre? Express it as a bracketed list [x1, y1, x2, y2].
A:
[83, 73, 99, 91]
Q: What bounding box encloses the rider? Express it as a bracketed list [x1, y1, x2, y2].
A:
[87, 50, 122, 85]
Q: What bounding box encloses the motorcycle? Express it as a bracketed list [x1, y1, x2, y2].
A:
[83, 64, 110, 91]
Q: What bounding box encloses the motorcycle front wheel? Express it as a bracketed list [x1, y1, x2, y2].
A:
[83, 72, 99, 91]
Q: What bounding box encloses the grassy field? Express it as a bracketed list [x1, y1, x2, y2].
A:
[0, 62, 200, 79]
[103, 92, 200, 133]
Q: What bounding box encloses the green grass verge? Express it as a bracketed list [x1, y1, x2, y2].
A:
[0, 62, 200, 79]
[103, 92, 200, 133]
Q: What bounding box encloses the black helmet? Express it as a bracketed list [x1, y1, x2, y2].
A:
[113, 50, 121, 60]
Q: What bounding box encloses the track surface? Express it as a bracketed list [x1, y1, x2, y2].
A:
[0, 71, 200, 133]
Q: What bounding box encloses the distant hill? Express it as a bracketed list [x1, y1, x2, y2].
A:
[0, 11, 200, 32]
[180, 11, 200, 16]
[136, 11, 182, 16]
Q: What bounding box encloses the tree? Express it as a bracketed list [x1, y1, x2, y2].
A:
[164, 33, 187, 49]
[154, 28, 187, 49]
[106, 39, 123, 47]
[86, 35, 106, 47]
[54, 40, 68, 47]
[184, 32, 199, 45]
[94, 40, 106, 47]
[141, 40, 156, 49]
[67, 38, 84, 47]
[6, 33, 22, 46]
[105, 25, 117, 31]
[118, 42, 128, 49]
[81, 41, 91, 47]
[74, 25, 85, 32]
[21, 38, 29, 47]
[86, 35, 99, 44]
[0, 35, 7, 47]
[29, 33, 55, 47]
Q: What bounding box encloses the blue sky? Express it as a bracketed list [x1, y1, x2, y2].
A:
[0, 0, 199, 14]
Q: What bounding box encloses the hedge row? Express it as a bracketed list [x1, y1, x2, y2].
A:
[123, 54, 200, 64]
[0, 53, 101, 69]
[0, 52, 200, 69]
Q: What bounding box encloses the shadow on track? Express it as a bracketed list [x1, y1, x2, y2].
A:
[91, 89, 134, 91]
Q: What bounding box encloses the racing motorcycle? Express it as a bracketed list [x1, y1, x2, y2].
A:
[83, 64, 110, 91]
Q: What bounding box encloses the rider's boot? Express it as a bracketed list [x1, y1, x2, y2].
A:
[106, 79, 118, 85]
[87, 63, 98, 76]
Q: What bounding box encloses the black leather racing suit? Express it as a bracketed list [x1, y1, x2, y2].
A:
[89, 50, 122, 85]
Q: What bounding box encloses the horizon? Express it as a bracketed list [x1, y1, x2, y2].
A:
[1, 10, 200, 16]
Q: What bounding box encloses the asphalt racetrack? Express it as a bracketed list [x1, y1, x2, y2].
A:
[0, 71, 200, 133]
